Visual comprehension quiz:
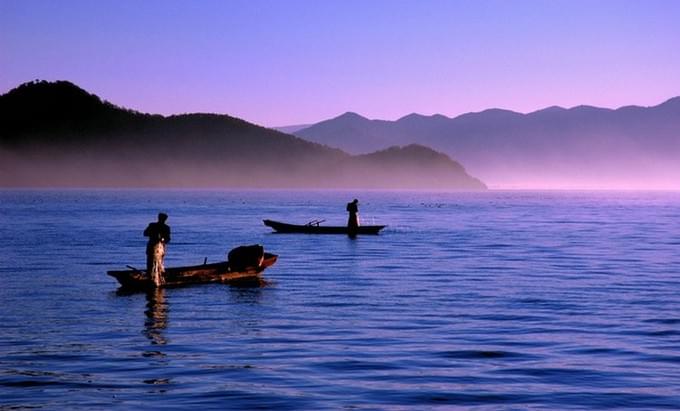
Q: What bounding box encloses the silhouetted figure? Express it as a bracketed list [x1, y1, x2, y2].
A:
[346, 199, 360, 237]
[144, 213, 171, 287]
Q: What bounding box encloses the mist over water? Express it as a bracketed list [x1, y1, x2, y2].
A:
[2, 189, 680, 409]
[0, 145, 484, 189]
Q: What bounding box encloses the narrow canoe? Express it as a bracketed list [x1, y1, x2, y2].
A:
[107, 253, 278, 290]
[263, 219, 386, 235]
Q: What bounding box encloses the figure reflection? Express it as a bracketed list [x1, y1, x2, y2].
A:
[144, 287, 168, 346]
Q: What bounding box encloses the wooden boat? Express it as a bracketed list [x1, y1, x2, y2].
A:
[263, 219, 386, 235]
[108, 253, 278, 290]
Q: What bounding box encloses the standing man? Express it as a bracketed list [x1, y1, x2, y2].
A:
[346, 199, 360, 237]
[144, 212, 171, 287]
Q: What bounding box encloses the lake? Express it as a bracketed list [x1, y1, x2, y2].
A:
[1, 189, 680, 409]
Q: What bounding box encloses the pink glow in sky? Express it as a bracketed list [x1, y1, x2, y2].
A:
[1, 0, 679, 126]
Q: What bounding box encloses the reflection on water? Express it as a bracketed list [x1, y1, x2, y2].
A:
[144, 288, 168, 346]
[141, 288, 171, 391]
[228, 283, 266, 305]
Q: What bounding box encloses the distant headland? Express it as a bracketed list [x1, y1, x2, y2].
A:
[0, 81, 486, 189]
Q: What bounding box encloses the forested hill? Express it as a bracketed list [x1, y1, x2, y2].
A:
[0, 81, 485, 189]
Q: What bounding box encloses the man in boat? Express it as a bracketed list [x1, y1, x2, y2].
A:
[144, 212, 171, 287]
[346, 198, 359, 236]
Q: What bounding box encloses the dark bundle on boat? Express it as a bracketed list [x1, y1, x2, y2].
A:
[228, 244, 264, 271]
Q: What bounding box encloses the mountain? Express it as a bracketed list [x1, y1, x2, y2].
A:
[344, 144, 485, 189]
[294, 98, 680, 189]
[0, 81, 485, 189]
[293, 112, 397, 154]
[273, 123, 313, 134]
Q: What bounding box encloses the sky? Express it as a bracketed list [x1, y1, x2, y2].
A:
[1, 0, 679, 126]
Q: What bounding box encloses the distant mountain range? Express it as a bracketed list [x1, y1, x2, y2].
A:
[273, 123, 313, 134]
[285, 98, 680, 189]
[0, 81, 485, 189]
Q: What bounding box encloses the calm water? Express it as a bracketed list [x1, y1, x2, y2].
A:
[2, 190, 680, 410]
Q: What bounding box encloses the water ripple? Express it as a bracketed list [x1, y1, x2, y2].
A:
[2, 190, 680, 409]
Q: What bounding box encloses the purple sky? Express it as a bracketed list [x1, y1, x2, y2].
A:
[2, 0, 679, 126]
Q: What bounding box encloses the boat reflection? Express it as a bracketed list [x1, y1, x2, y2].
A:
[228, 283, 266, 305]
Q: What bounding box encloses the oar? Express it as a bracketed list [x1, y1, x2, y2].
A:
[306, 219, 326, 226]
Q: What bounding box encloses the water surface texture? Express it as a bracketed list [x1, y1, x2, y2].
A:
[2, 190, 680, 410]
